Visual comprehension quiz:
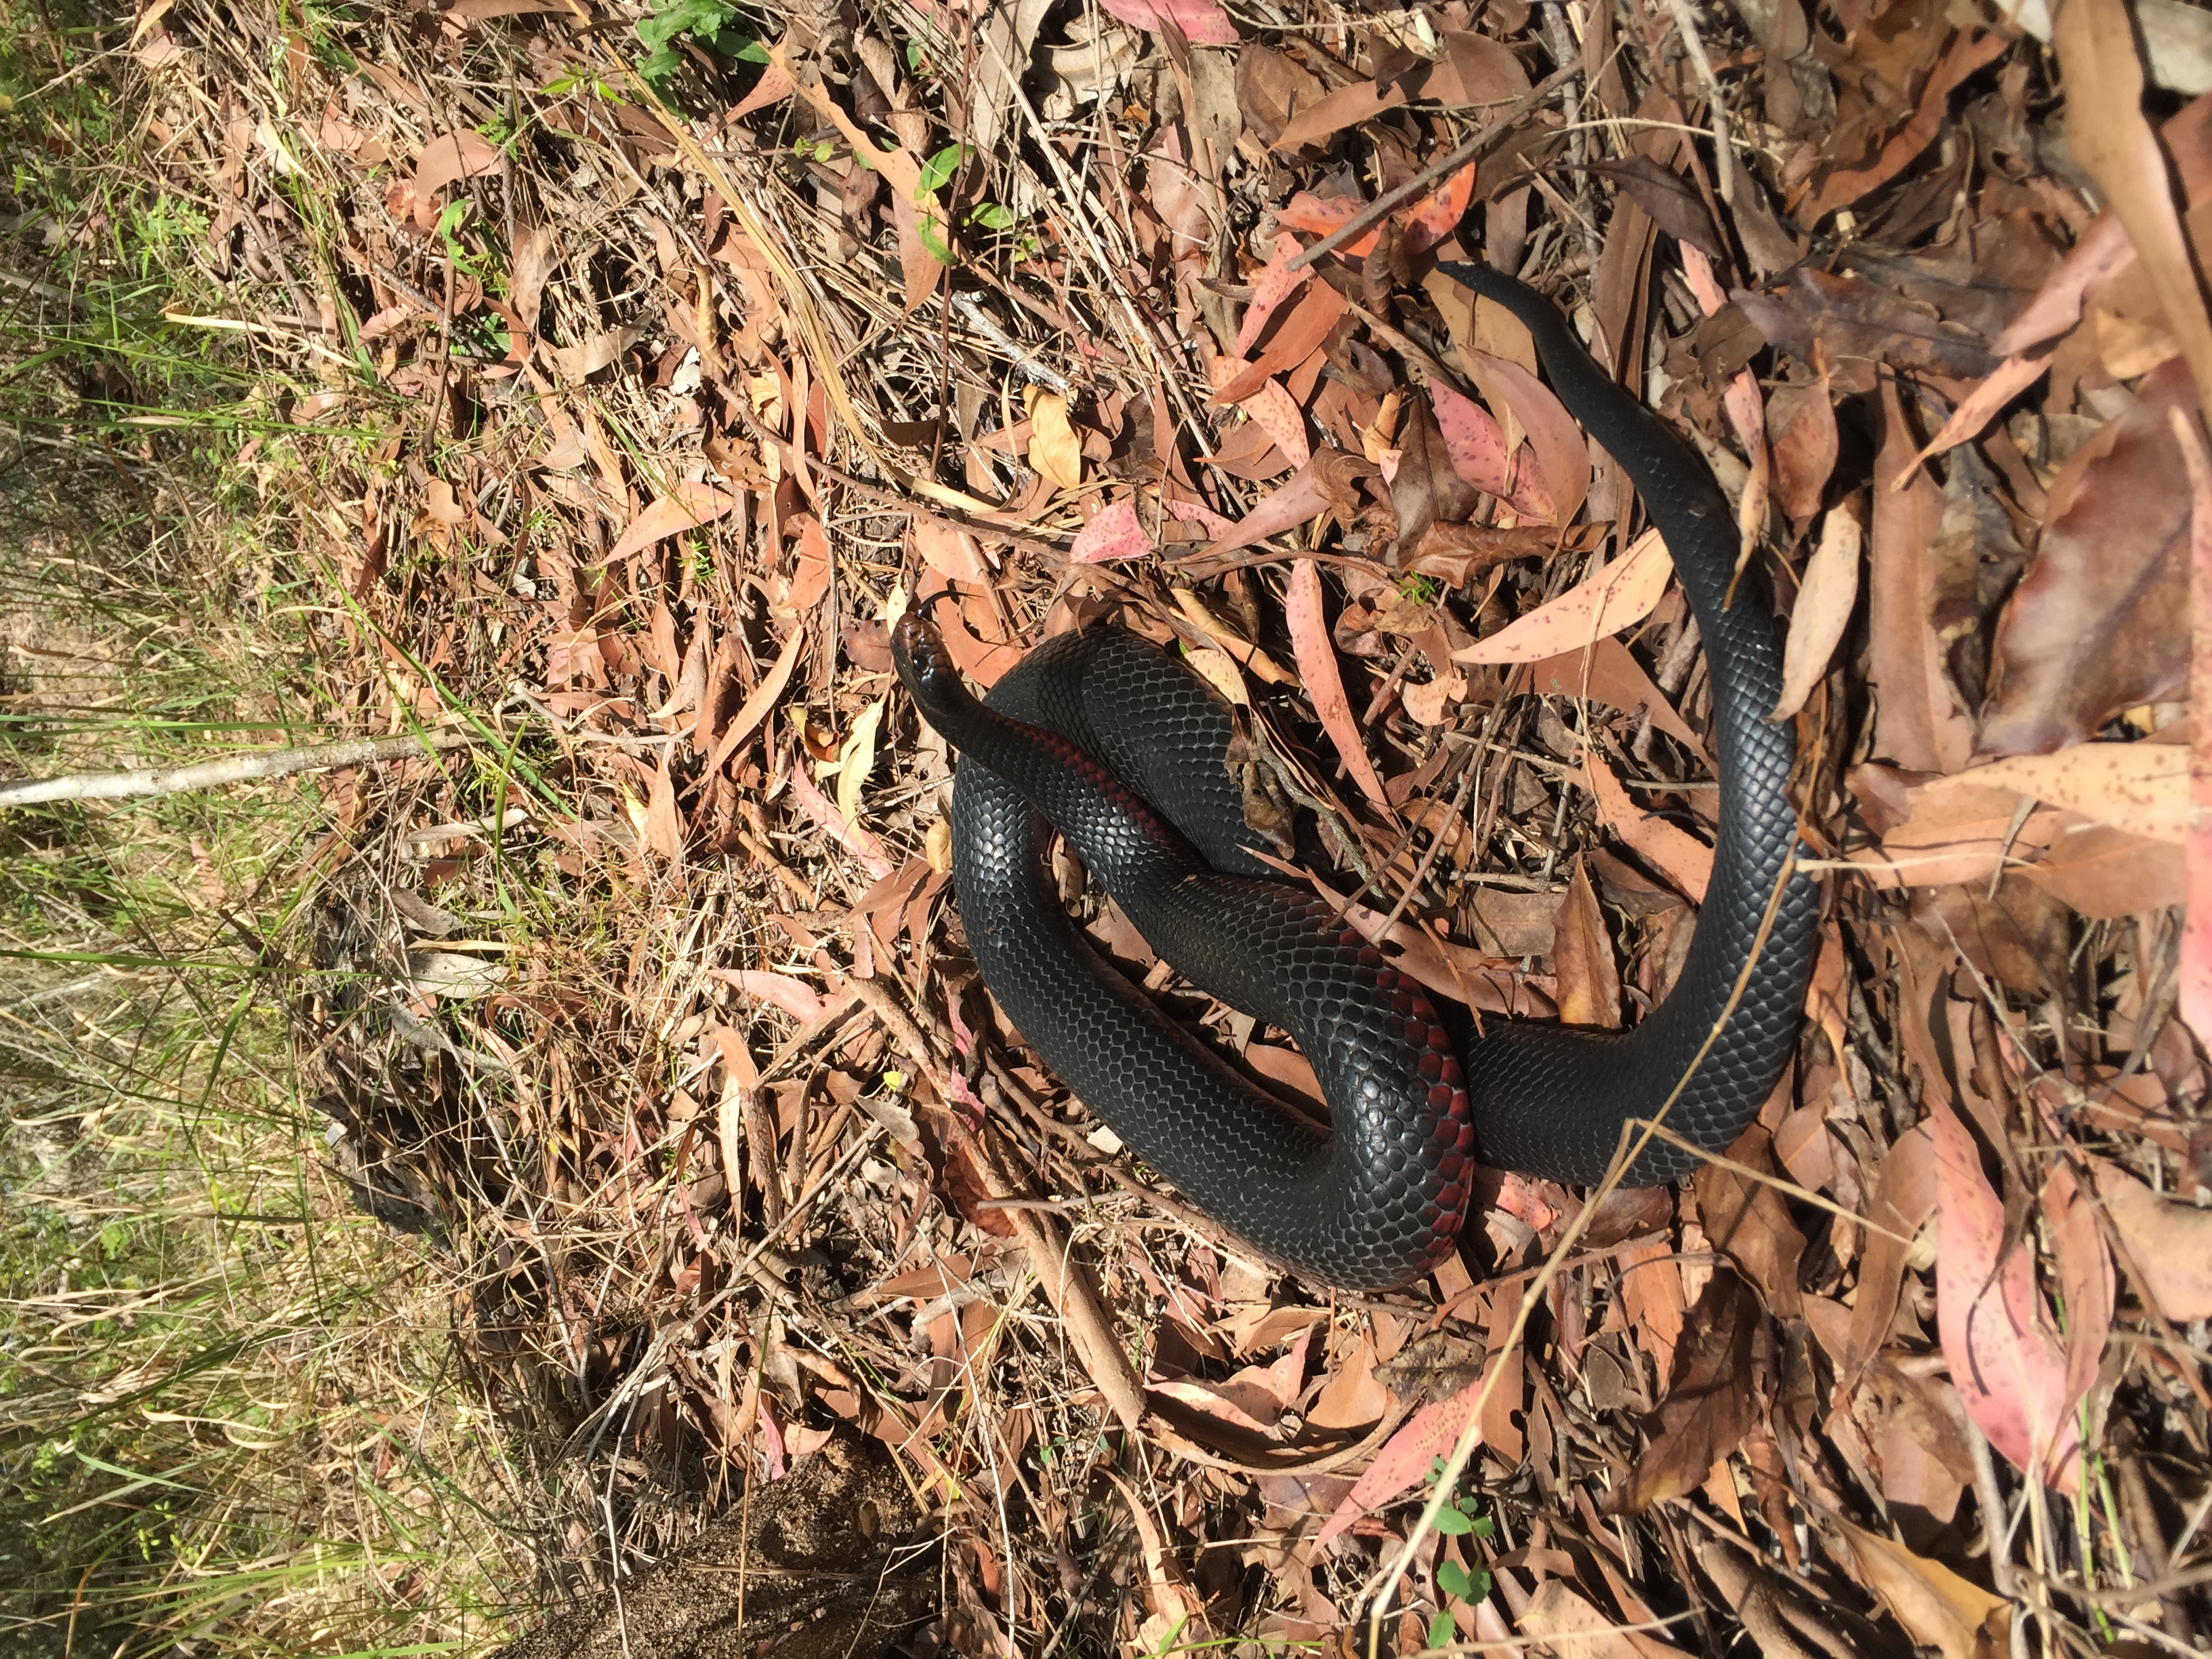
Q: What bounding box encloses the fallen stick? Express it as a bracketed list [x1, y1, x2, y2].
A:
[0, 731, 474, 808]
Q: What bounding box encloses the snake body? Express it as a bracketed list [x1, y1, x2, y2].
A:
[893, 265, 1817, 1290]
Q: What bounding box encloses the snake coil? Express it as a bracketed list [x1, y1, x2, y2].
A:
[893, 265, 1818, 1290]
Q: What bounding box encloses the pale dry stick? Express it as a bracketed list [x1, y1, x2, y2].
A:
[1364, 842, 1806, 1659]
[0, 731, 474, 808]
[1286, 64, 1580, 273]
[1655, 0, 1744, 206]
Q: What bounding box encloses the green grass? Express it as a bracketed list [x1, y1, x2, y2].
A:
[1, 5, 530, 1654]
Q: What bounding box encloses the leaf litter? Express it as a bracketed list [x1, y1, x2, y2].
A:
[110, 0, 2212, 1650]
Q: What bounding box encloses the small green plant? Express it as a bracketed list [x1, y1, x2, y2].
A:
[634, 0, 766, 84]
[1422, 1456, 1496, 1650]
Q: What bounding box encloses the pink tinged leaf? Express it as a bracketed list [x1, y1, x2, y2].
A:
[1236, 233, 1314, 357]
[1313, 1378, 1486, 1546]
[1235, 378, 1311, 469]
[1929, 1096, 2082, 1494]
[1453, 529, 1674, 663]
[787, 764, 895, 878]
[1286, 558, 1392, 813]
[1420, 380, 1556, 527]
[1404, 160, 1479, 250]
[718, 969, 829, 1025]
[1165, 496, 1237, 537]
[1429, 381, 1516, 498]
[1473, 350, 1591, 525]
[2175, 407, 2212, 1050]
[1197, 449, 1372, 559]
[2043, 1160, 2114, 1408]
[1771, 501, 1864, 721]
[1098, 0, 1237, 45]
[1277, 191, 1372, 253]
[609, 483, 738, 562]
[1214, 282, 1348, 404]
[1071, 496, 1153, 563]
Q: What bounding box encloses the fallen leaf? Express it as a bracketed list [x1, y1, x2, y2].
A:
[1313, 1376, 1485, 1544]
[1431, 380, 1553, 518]
[1071, 496, 1152, 563]
[1234, 232, 1311, 354]
[1389, 392, 1480, 555]
[2054, 0, 2212, 404]
[1551, 856, 1621, 1029]
[609, 483, 738, 564]
[1469, 348, 1592, 525]
[2178, 408, 2212, 1049]
[1771, 501, 1862, 721]
[1980, 356, 2196, 756]
[1809, 29, 2013, 222]
[1918, 743, 2186, 842]
[2093, 1156, 2212, 1319]
[707, 626, 807, 775]
[835, 697, 885, 831]
[1929, 1094, 2081, 1493]
[1835, 1521, 2010, 1659]
[1286, 559, 1391, 813]
[409, 129, 500, 229]
[1580, 747, 1712, 901]
[1525, 637, 1704, 755]
[1868, 380, 1975, 773]
[1097, 0, 1237, 47]
[1694, 1126, 1806, 1319]
[1767, 368, 1839, 525]
[1455, 531, 1673, 664]
[1026, 390, 1084, 491]
[1198, 449, 1376, 560]
[1580, 155, 1723, 261]
[713, 969, 829, 1025]
[1623, 1271, 1759, 1510]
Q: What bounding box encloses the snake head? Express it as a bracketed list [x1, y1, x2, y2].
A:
[891, 611, 971, 726]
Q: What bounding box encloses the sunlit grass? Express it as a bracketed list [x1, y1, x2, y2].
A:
[2, 5, 531, 1655]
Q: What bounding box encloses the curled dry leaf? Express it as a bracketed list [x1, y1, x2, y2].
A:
[1622, 1271, 1759, 1511]
[1771, 501, 1863, 722]
[1026, 390, 1084, 491]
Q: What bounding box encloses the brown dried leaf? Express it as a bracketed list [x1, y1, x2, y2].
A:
[1694, 1125, 1806, 1319]
[1772, 501, 1862, 722]
[1389, 392, 1479, 556]
[1980, 357, 2195, 755]
[1551, 855, 1621, 1030]
[1623, 1270, 1759, 1511]
[1579, 155, 1723, 262]
[1835, 1521, 2010, 1659]
[1868, 382, 1975, 773]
